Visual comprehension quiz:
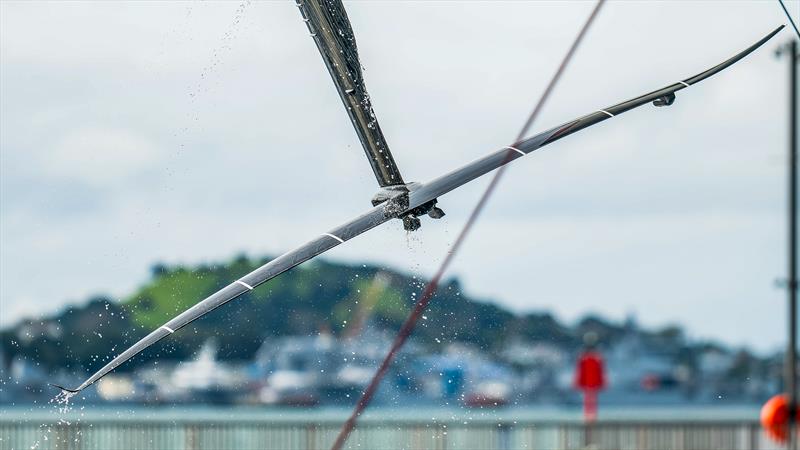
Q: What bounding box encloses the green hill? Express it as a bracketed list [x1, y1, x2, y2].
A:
[1, 255, 579, 375]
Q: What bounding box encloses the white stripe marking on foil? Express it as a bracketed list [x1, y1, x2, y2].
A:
[323, 233, 345, 243]
[678, 81, 690, 88]
[161, 326, 175, 334]
[235, 280, 254, 290]
[504, 146, 525, 156]
[599, 110, 614, 118]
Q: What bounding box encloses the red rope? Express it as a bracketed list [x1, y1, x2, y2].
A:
[330, 2, 606, 448]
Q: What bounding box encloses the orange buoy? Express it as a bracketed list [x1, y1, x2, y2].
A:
[761, 394, 793, 443]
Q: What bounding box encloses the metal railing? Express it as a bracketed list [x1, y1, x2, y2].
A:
[0, 410, 790, 450]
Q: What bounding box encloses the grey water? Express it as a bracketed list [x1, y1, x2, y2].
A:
[1, 403, 765, 423]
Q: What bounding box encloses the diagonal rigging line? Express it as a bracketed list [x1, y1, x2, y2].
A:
[329, 2, 606, 449]
[778, 0, 800, 40]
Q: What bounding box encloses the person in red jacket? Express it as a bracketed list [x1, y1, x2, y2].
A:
[574, 332, 606, 422]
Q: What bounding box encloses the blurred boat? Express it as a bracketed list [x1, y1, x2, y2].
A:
[464, 381, 511, 408]
[170, 339, 244, 404]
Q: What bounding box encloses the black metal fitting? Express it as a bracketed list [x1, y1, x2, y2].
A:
[653, 92, 676, 107]
[402, 215, 421, 231]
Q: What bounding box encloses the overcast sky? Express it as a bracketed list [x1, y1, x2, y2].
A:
[1, 1, 797, 352]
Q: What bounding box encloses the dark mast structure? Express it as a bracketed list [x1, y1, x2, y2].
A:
[297, 0, 445, 231]
[778, 37, 799, 450]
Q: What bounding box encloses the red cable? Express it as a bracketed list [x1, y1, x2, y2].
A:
[330, 2, 606, 448]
